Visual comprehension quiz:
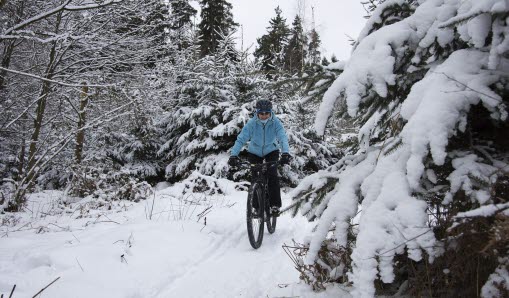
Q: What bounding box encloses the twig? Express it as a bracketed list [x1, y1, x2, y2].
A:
[71, 233, 80, 243]
[32, 277, 60, 298]
[8, 284, 15, 298]
[375, 229, 433, 258]
[149, 192, 156, 220]
[120, 254, 128, 264]
[48, 223, 70, 231]
[432, 71, 501, 102]
[76, 257, 84, 272]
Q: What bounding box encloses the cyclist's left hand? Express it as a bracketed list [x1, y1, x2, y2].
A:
[280, 153, 291, 165]
[228, 156, 240, 167]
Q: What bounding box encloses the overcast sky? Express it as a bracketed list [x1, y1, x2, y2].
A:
[227, 0, 367, 61]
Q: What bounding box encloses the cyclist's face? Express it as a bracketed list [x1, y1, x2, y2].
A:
[258, 112, 270, 120]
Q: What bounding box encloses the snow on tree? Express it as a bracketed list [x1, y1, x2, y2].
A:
[0, 0, 173, 210]
[156, 33, 256, 182]
[170, 0, 197, 30]
[285, 15, 307, 75]
[197, 0, 238, 57]
[254, 6, 291, 77]
[307, 28, 321, 66]
[290, 0, 509, 296]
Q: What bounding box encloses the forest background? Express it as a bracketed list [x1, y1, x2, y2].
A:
[1, 0, 508, 297]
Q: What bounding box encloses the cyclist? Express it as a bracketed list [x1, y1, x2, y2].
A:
[228, 100, 292, 216]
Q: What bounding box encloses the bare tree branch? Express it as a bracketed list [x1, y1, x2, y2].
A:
[0, 66, 115, 88]
[1, 0, 124, 37]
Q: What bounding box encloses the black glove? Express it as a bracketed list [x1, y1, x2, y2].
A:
[228, 156, 240, 167]
[280, 153, 291, 165]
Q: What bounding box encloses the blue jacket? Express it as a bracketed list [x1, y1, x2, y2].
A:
[231, 112, 290, 157]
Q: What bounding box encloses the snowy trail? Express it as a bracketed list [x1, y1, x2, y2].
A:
[0, 185, 349, 298]
[156, 202, 305, 298]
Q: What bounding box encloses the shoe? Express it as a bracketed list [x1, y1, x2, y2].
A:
[270, 206, 280, 217]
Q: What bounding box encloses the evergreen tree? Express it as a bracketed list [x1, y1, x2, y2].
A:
[168, 0, 197, 51]
[290, 0, 509, 296]
[169, 0, 197, 30]
[284, 15, 307, 75]
[157, 34, 251, 181]
[253, 6, 290, 77]
[114, 1, 172, 66]
[197, 0, 237, 57]
[307, 28, 321, 65]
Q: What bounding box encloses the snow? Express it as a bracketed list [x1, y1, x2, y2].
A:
[481, 257, 509, 298]
[0, 184, 349, 298]
[355, 0, 409, 45]
[350, 146, 436, 297]
[401, 49, 505, 189]
[300, 1, 509, 293]
[444, 153, 499, 204]
[315, 0, 508, 136]
[455, 202, 509, 219]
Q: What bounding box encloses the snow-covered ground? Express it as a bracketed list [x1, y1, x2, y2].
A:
[0, 180, 350, 298]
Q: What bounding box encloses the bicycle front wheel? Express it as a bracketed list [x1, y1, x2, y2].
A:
[266, 205, 277, 234]
[247, 183, 264, 249]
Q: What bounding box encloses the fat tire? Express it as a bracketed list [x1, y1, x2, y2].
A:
[247, 183, 264, 249]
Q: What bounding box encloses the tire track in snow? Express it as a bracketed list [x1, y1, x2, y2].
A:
[152, 204, 308, 298]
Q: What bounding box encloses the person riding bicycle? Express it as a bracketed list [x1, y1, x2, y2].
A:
[228, 99, 291, 216]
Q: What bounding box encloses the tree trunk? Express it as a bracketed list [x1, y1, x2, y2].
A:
[14, 11, 62, 207]
[25, 46, 56, 187]
[0, 0, 25, 90]
[75, 83, 88, 164]
[0, 40, 16, 90]
[16, 138, 25, 179]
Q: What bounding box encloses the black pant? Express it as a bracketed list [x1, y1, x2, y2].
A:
[248, 150, 281, 208]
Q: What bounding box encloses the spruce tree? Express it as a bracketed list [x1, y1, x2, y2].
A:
[113, 1, 172, 66]
[168, 0, 197, 51]
[290, 0, 509, 296]
[170, 0, 197, 30]
[197, 0, 237, 57]
[308, 28, 321, 65]
[157, 34, 252, 182]
[253, 6, 290, 77]
[284, 15, 307, 75]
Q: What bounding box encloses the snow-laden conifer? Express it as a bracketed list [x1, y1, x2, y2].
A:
[291, 0, 509, 296]
[157, 33, 256, 182]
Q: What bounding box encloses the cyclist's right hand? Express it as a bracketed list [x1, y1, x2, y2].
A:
[228, 156, 240, 167]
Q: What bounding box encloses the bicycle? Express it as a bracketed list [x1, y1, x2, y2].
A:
[237, 160, 279, 249]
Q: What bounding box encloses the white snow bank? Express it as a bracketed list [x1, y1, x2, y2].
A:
[0, 183, 346, 298]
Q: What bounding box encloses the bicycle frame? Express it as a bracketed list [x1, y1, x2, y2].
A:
[243, 160, 278, 205]
[237, 160, 279, 248]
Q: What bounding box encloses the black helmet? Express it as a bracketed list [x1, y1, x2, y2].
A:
[255, 100, 272, 112]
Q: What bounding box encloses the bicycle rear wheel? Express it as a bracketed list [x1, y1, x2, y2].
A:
[247, 183, 264, 249]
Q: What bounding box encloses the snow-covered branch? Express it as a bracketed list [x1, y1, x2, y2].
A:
[0, 67, 115, 88]
[1, 0, 124, 37]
